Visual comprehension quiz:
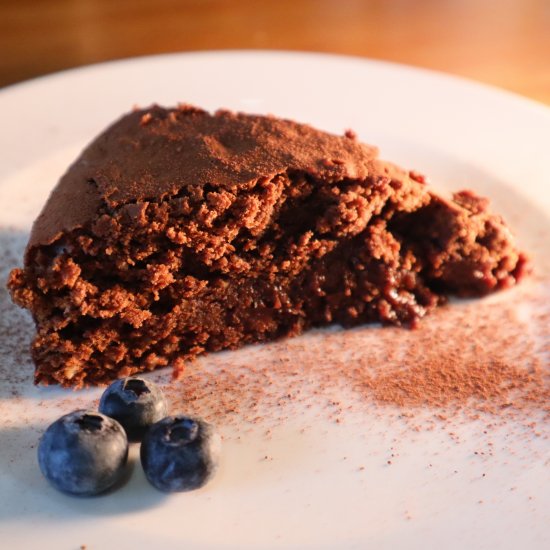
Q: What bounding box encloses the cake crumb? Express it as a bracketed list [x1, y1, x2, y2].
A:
[140, 112, 152, 125]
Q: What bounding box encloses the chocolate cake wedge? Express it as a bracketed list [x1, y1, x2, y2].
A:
[8, 105, 527, 387]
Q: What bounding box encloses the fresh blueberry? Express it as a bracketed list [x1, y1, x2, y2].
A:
[140, 416, 221, 493]
[37, 410, 128, 496]
[99, 377, 168, 441]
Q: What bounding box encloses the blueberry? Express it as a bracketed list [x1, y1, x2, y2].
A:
[140, 416, 221, 492]
[99, 377, 168, 441]
[37, 410, 128, 496]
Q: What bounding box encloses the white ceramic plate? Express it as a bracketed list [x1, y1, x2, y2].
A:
[1, 51, 549, 550]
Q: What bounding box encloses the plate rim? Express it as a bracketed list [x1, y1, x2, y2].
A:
[1, 49, 549, 119]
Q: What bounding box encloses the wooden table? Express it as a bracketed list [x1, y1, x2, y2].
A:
[2, 0, 549, 104]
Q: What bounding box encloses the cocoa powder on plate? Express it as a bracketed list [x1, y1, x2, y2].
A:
[158, 279, 550, 431]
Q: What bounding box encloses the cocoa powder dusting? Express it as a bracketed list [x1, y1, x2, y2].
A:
[0, 230, 36, 393]
[154, 279, 550, 436]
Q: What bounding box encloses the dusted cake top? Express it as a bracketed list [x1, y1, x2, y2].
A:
[28, 105, 379, 250]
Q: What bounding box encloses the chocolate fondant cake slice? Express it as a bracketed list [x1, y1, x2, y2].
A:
[8, 105, 527, 387]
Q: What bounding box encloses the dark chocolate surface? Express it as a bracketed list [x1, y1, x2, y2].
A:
[28, 105, 377, 250]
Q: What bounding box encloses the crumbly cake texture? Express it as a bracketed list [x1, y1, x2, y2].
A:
[8, 105, 527, 387]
